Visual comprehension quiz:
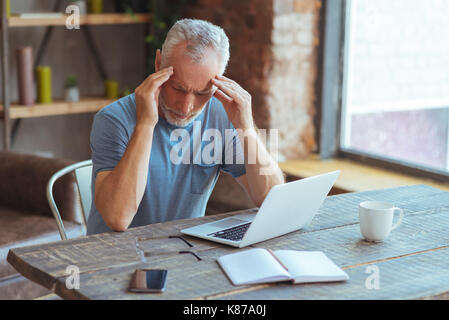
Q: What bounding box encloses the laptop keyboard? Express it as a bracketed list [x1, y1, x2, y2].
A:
[208, 222, 252, 242]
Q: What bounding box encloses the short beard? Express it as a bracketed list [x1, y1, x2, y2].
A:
[158, 95, 204, 127]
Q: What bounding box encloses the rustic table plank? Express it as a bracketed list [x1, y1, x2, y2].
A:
[307, 184, 449, 232]
[6, 211, 241, 288]
[252, 204, 449, 265]
[52, 201, 449, 299]
[53, 247, 240, 300]
[7, 184, 449, 299]
[216, 245, 449, 300]
[9, 185, 444, 282]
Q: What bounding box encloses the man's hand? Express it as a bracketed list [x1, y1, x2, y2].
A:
[94, 66, 173, 231]
[212, 75, 254, 130]
[134, 66, 173, 128]
[212, 75, 284, 207]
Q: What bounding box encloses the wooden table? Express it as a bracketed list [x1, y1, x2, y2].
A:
[7, 184, 449, 300]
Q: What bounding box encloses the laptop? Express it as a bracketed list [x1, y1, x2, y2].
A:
[181, 170, 340, 248]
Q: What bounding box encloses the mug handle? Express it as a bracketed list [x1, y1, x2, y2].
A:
[391, 207, 404, 230]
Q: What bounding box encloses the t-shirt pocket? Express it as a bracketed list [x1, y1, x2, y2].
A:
[190, 164, 218, 195]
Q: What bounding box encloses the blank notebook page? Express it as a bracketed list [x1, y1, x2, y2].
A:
[274, 250, 347, 279]
[218, 248, 290, 285]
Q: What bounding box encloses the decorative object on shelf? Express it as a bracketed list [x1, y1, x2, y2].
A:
[121, 87, 132, 97]
[105, 79, 119, 99]
[72, 0, 87, 15]
[16, 46, 35, 106]
[18, 13, 65, 19]
[88, 0, 103, 14]
[36, 66, 52, 104]
[64, 74, 80, 102]
[0, 1, 154, 152]
[5, 0, 10, 17]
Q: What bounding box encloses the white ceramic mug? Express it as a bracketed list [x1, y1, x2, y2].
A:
[359, 201, 404, 242]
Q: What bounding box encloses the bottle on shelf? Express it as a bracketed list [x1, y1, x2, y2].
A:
[88, 0, 103, 14]
[105, 79, 119, 100]
[16, 46, 35, 106]
[36, 66, 52, 104]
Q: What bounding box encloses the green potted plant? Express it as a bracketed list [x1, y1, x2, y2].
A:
[144, 0, 189, 75]
[64, 74, 80, 102]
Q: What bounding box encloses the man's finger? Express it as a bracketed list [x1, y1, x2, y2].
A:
[213, 88, 233, 105]
[152, 68, 174, 81]
[151, 67, 174, 81]
[216, 74, 237, 85]
[142, 67, 173, 86]
[142, 68, 173, 91]
[137, 70, 172, 95]
[212, 79, 244, 104]
[149, 71, 173, 91]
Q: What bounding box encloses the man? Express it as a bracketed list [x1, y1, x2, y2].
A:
[87, 19, 284, 235]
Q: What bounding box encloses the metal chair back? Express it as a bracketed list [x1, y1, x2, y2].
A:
[46, 159, 92, 240]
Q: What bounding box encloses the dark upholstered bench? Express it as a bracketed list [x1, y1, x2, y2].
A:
[0, 152, 85, 299]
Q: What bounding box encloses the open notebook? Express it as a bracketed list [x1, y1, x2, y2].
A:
[217, 248, 349, 286]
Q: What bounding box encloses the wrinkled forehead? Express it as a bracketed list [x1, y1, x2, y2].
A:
[165, 43, 221, 91]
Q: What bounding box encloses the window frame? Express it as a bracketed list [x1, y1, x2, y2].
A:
[318, 0, 449, 182]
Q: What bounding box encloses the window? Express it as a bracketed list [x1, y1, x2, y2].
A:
[339, 0, 449, 175]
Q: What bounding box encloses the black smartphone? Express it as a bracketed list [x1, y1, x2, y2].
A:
[129, 269, 168, 293]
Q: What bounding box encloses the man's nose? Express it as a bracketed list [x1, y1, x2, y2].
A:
[179, 94, 195, 115]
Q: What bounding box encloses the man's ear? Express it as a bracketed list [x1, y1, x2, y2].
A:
[155, 49, 161, 72]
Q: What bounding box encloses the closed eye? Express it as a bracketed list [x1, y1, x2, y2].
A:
[172, 84, 211, 96]
[196, 90, 213, 96]
[172, 86, 186, 93]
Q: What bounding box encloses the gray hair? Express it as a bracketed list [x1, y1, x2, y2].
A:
[161, 19, 230, 75]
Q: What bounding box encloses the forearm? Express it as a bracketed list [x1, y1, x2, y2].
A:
[238, 128, 285, 206]
[95, 124, 154, 230]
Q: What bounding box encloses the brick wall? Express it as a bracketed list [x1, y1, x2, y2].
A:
[269, 0, 321, 159]
[184, 0, 321, 161]
[184, 0, 323, 212]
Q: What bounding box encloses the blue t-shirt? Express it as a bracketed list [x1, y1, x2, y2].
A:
[86, 93, 246, 235]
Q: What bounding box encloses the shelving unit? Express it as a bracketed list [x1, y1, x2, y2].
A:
[0, 1, 152, 150]
[8, 13, 150, 27]
[0, 97, 115, 119]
